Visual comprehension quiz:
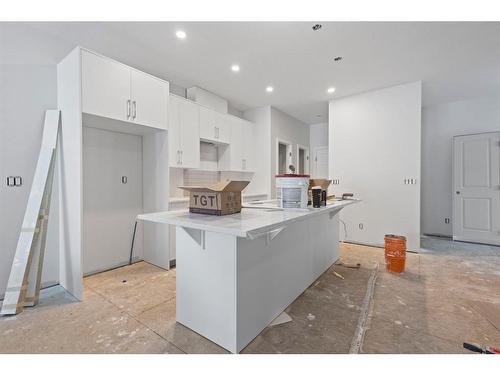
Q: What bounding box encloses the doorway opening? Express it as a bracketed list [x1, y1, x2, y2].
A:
[296, 144, 310, 175]
[276, 139, 292, 175]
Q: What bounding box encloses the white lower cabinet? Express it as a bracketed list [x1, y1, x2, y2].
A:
[169, 95, 200, 168]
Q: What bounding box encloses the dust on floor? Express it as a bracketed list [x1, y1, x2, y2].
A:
[0, 239, 498, 354]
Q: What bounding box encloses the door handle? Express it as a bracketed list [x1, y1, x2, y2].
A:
[456, 191, 460, 195]
[132, 101, 137, 119]
[126, 99, 131, 119]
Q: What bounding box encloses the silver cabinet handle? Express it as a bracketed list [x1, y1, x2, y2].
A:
[132, 101, 137, 119]
[126, 99, 131, 119]
[177, 150, 180, 165]
[180, 150, 183, 165]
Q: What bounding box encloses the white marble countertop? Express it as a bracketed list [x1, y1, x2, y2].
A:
[168, 192, 268, 203]
[138, 199, 358, 238]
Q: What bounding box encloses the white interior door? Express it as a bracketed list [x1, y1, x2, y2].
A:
[453, 132, 500, 245]
[83, 127, 143, 275]
[313, 146, 328, 178]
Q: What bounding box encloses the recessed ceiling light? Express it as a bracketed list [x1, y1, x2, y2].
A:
[327, 87, 336, 94]
[266, 86, 274, 93]
[231, 65, 240, 72]
[176, 30, 187, 39]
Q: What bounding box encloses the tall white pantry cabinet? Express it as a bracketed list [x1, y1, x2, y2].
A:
[57, 47, 170, 300]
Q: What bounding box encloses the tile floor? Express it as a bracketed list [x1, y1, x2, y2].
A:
[0, 237, 498, 354]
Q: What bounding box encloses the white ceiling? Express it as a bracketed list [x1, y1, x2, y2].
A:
[2, 22, 500, 124]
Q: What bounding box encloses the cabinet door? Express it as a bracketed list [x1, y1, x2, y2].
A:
[199, 106, 230, 144]
[168, 95, 181, 167]
[215, 111, 231, 144]
[82, 50, 131, 122]
[179, 99, 200, 169]
[230, 117, 244, 171]
[199, 106, 218, 142]
[242, 120, 254, 171]
[130, 70, 169, 130]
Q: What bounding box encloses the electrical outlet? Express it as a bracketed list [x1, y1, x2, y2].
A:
[121, 176, 128, 184]
[7, 176, 22, 187]
[444, 218, 450, 224]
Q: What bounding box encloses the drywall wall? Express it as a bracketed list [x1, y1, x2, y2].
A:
[422, 96, 500, 236]
[0, 64, 59, 299]
[309, 122, 328, 150]
[330, 82, 422, 250]
[270, 107, 310, 197]
[243, 106, 272, 196]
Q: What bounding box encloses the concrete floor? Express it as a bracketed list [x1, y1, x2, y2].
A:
[0, 238, 499, 353]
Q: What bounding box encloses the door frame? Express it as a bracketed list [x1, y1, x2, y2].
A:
[296, 144, 310, 175]
[275, 138, 292, 175]
[452, 131, 500, 246]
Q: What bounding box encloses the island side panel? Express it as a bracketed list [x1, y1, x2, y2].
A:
[236, 210, 341, 352]
[235, 219, 312, 352]
[309, 210, 340, 281]
[175, 227, 238, 353]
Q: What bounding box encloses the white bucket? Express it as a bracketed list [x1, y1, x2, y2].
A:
[275, 175, 310, 209]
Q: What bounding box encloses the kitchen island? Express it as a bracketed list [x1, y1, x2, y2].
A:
[137, 199, 358, 353]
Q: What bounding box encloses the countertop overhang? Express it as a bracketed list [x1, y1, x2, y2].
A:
[137, 199, 359, 238]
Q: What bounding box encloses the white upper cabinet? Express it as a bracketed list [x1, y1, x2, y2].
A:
[169, 95, 200, 169]
[220, 116, 254, 172]
[242, 120, 254, 171]
[130, 70, 169, 129]
[199, 106, 230, 144]
[81, 50, 168, 130]
[82, 50, 131, 122]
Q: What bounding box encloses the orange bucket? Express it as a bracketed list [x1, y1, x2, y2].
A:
[385, 254, 406, 273]
[384, 235, 406, 273]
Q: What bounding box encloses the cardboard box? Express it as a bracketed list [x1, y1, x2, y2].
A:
[180, 180, 250, 216]
[309, 179, 332, 191]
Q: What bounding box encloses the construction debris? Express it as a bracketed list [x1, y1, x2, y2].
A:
[333, 271, 345, 280]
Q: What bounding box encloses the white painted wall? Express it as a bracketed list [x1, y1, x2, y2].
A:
[270, 107, 310, 197]
[422, 96, 500, 237]
[0, 64, 59, 299]
[309, 122, 328, 150]
[330, 82, 422, 250]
